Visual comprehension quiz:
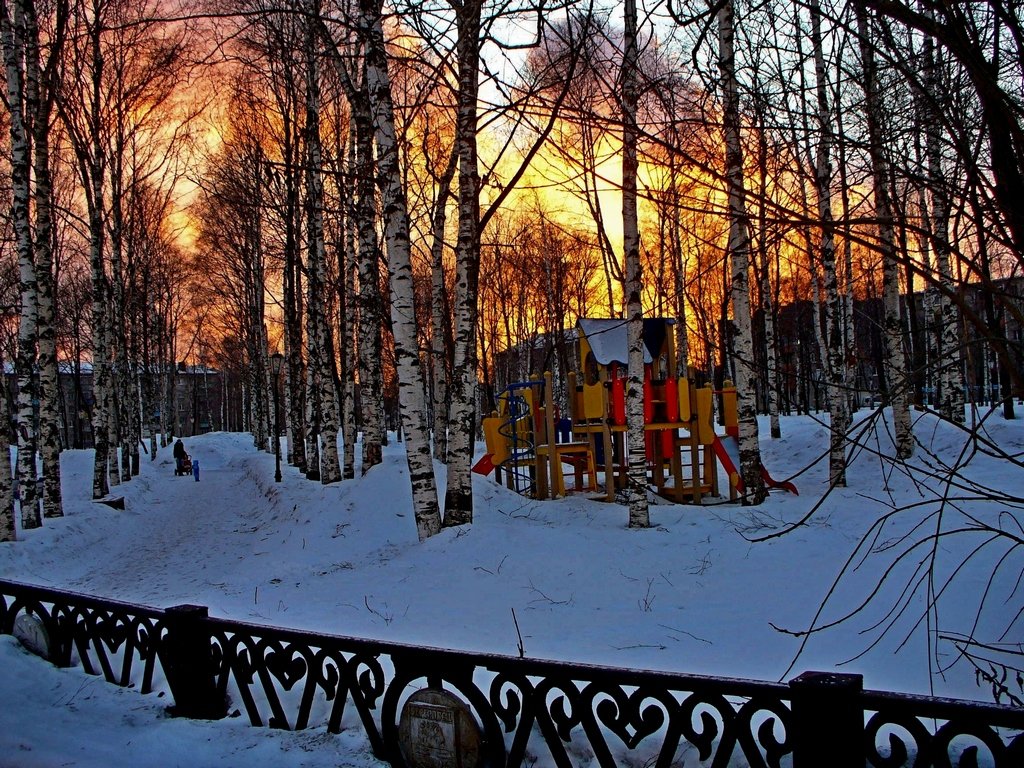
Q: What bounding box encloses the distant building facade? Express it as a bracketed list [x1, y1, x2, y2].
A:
[5, 362, 227, 450]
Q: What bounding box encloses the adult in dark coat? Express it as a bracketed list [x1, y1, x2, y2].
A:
[173, 439, 187, 476]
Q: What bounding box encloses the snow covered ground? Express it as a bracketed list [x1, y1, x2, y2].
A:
[0, 407, 1020, 766]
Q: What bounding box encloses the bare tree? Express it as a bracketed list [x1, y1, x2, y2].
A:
[1, 0, 41, 525]
[302, 0, 341, 484]
[855, 3, 913, 458]
[622, 0, 648, 526]
[358, 0, 441, 540]
[0, 348, 13, 540]
[718, 0, 767, 503]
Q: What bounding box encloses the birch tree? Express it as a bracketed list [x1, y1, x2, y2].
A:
[358, 0, 441, 540]
[428, 145, 456, 463]
[0, 367, 14, 541]
[855, 4, 913, 458]
[400, 0, 586, 526]
[1, 0, 41, 525]
[919, 12, 963, 424]
[351, 81, 385, 474]
[808, 0, 849, 485]
[622, 0, 648, 527]
[718, 0, 766, 503]
[302, 0, 341, 484]
[440, 0, 484, 527]
[27, 0, 64, 517]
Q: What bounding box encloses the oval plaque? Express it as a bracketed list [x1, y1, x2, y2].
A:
[398, 688, 483, 768]
[13, 613, 52, 661]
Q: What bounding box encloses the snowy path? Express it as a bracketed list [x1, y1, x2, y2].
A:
[66, 440, 268, 601]
[7, 435, 292, 613]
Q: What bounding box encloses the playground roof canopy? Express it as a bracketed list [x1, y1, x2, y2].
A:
[577, 318, 676, 366]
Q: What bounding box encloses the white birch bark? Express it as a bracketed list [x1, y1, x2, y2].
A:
[719, 0, 767, 504]
[758, 261, 781, 439]
[283, 199, 307, 474]
[835, 107, 858, 403]
[89, 229, 110, 499]
[810, 0, 849, 485]
[0, 376, 15, 541]
[752, 116, 780, 438]
[352, 86, 384, 474]
[430, 147, 457, 463]
[86, 2, 111, 499]
[674, 229, 690, 380]
[26, 0, 61, 516]
[108, 139, 130, 485]
[921, 19, 964, 424]
[360, 0, 442, 540]
[623, 0, 649, 527]
[304, 1, 340, 484]
[856, 5, 913, 458]
[341, 131, 358, 480]
[442, 0, 483, 528]
[2, 0, 39, 526]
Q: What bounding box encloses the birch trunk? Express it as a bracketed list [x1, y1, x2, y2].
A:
[0, 373, 14, 541]
[442, 0, 483, 528]
[810, 0, 849, 485]
[623, 0, 648, 527]
[304, 2, 340, 484]
[1, 0, 40, 526]
[26, 0, 61, 516]
[752, 112, 780, 438]
[352, 84, 384, 474]
[361, 0, 442, 541]
[87, 3, 110, 498]
[856, 5, 913, 458]
[921, 21, 964, 424]
[835, 106, 857, 402]
[89, 217, 110, 498]
[674, 229, 689, 380]
[340, 132, 358, 480]
[283, 191, 307, 474]
[109, 138, 131, 484]
[719, 0, 766, 504]
[430, 147, 457, 463]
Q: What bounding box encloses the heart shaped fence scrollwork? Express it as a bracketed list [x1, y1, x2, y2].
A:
[586, 683, 669, 749]
[264, 642, 309, 692]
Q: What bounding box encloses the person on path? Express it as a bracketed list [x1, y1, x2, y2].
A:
[173, 439, 187, 476]
[192, 458, 200, 482]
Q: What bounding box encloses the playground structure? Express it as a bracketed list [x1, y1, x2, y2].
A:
[474, 318, 796, 502]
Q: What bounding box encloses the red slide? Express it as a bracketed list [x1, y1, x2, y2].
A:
[712, 435, 798, 496]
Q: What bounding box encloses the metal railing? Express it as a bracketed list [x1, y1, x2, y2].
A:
[2, 578, 1021, 767]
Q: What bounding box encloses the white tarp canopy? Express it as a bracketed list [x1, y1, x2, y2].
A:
[577, 318, 676, 366]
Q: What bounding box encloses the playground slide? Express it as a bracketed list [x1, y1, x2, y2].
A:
[472, 454, 495, 475]
[711, 435, 798, 496]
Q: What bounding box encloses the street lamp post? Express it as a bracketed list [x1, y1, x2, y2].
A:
[270, 352, 284, 483]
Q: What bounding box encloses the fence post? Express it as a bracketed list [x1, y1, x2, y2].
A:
[161, 604, 227, 720]
[789, 671, 864, 768]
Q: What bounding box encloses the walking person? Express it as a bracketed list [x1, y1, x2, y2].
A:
[173, 439, 187, 476]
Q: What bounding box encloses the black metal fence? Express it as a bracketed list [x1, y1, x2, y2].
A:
[1, 577, 1021, 767]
